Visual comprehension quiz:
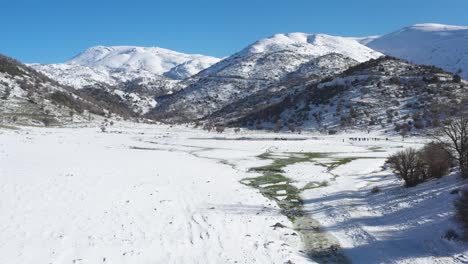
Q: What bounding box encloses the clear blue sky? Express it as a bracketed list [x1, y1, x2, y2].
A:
[2, 0, 468, 63]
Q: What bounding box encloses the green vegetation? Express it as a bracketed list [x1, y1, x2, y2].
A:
[244, 152, 328, 220]
[242, 151, 353, 263]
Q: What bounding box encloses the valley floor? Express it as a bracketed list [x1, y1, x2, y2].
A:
[0, 123, 467, 263]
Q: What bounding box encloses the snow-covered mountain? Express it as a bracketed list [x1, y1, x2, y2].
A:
[0, 54, 141, 127]
[31, 46, 221, 88]
[366, 23, 468, 79]
[235, 56, 468, 132]
[205, 53, 360, 124]
[151, 33, 382, 122]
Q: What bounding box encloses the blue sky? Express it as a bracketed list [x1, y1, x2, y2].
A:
[2, 0, 468, 63]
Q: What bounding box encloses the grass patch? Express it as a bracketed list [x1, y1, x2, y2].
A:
[243, 152, 326, 220]
[251, 152, 325, 173]
[0, 124, 18, 130]
[368, 146, 386, 152]
[302, 181, 329, 190]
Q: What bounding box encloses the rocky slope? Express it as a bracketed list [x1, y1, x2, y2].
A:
[150, 33, 382, 122]
[232, 56, 468, 133]
[0, 54, 142, 127]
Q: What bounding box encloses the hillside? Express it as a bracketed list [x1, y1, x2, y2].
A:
[0, 54, 141, 127]
[31, 46, 220, 88]
[204, 53, 359, 124]
[232, 56, 467, 132]
[150, 34, 382, 122]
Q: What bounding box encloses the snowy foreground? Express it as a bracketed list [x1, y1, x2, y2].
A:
[0, 123, 467, 264]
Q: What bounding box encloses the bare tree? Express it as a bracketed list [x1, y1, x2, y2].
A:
[387, 148, 426, 187]
[419, 142, 452, 178]
[434, 111, 468, 178]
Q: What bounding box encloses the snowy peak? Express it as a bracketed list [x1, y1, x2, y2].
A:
[152, 33, 381, 122]
[67, 45, 220, 77]
[242, 33, 382, 62]
[366, 23, 468, 78]
[31, 46, 221, 89]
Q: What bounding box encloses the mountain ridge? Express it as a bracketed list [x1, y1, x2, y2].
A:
[366, 23, 468, 79]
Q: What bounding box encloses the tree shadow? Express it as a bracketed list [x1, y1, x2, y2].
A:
[301, 173, 467, 262]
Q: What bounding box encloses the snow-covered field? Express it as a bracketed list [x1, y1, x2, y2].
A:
[0, 123, 467, 263]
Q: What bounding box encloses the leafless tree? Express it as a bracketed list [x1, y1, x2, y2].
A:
[387, 148, 426, 187]
[433, 110, 468, 178]
[419, 142, 452, 178]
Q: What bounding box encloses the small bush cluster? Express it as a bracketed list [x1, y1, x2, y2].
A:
[387, 142, 452, 187]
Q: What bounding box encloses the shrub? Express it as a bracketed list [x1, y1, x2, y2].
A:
[41, 117, 54, 127]
[49, 91, 83, 113]
[215, 126, 225, 133]
[387, 148, 426, 187]
[370, 186, 381, 194]
[444, 229, 460, 241]
[419, 142, 452, 178]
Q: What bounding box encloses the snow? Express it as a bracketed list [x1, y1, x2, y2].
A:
[0, 125, 307, 264]
[68, 46, 220, 79]
[30, 46, 221, 88]
[154, 34, 382, 121]
[1, 124, 467, 263]
[366, 23, 468, 79]
[243, 33, 382, 63]
[349, 35, 381, 45]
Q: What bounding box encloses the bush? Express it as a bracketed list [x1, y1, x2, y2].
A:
[370, 186, 381, 194]
[41, 117, 54, 127]
[444, 229, 460, 241]
[453, 74, 462, 83]
[387, 143, 453, 187]
[419, 142, 452, 178]
[387, 148, 426, 187]
[215, 126, 225, 133]
[49, 91, 86, 114]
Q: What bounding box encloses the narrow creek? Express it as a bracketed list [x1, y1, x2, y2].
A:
[133, 137, 373, 263]
[241, 152, 352, 263]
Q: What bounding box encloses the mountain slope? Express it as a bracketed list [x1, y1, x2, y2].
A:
[151, 33, 382, 122]
[0, 54, 139, 127]
[366, 23, 468, 79]
[31, 46, 221, 88]
[233, 56, 468, 132]
[204, 53, 360, 124]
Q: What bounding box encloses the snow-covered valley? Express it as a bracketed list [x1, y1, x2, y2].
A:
[1, 124, 466, 263]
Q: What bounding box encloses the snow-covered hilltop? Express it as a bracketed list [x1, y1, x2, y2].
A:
[31, 46, 221, 88]
[151, 33, 382, 121]
[243, 33, 381, 62]
[366, 23, 468, 79]
[14, 22, 468, 128]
